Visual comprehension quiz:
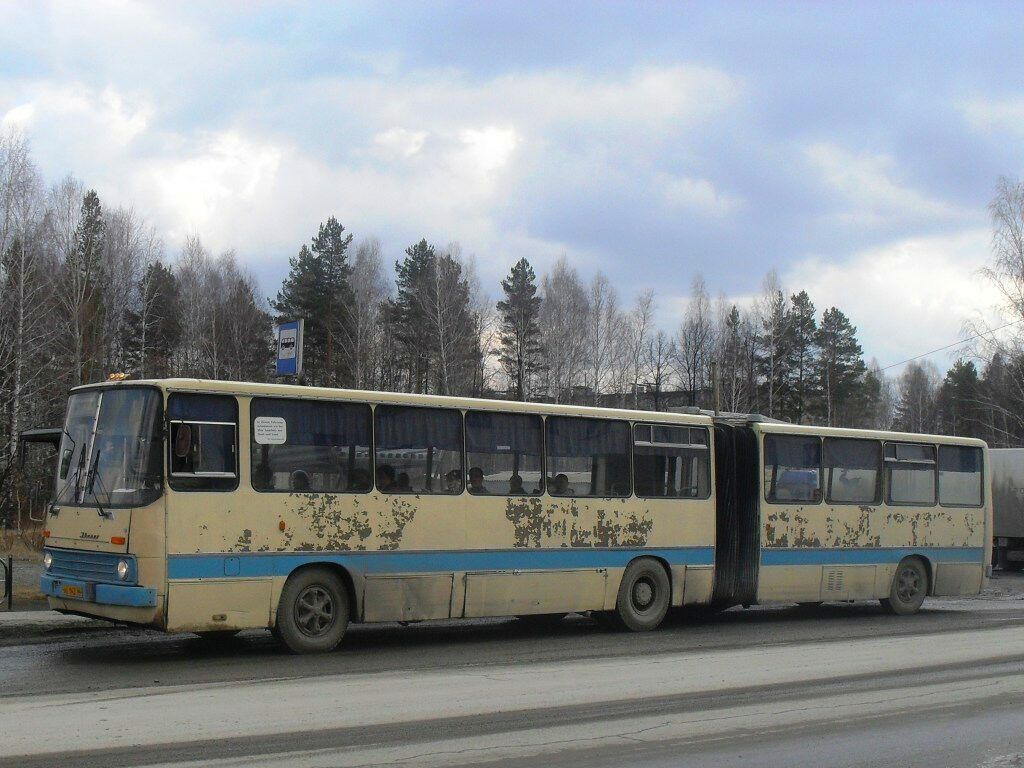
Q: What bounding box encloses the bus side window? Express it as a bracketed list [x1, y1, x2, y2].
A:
[250, 398, 372, 493]
[764, 435, 822, 503]
[633, 424, 710, 499]
[823, 438, 881, 504]
[168, 393, 238, 491]
[465, 411, 544, 496]
[546, 416, 631, 498]
[375, 405, 463, 495]
[938, 445, 983, 507]
[884, 442, 936, 505]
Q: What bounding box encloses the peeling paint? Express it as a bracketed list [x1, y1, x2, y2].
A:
[767, 501, 982, 550]
[505, 498, 653, 548]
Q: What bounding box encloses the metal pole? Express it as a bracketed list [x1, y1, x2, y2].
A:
[5, 555, 11, 611]
[711, 361, 721, 416]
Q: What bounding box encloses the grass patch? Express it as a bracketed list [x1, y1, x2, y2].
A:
[1, 527, 45, 559]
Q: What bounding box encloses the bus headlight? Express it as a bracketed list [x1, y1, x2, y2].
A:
[43, 552, 52, 571]
[116, 560, 130, 581]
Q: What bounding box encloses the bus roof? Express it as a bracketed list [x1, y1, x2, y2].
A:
[753, 419, 988, 448]
[71, 378, 716, 425]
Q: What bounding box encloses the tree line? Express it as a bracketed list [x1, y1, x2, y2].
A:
[4, 127, 1024, 524]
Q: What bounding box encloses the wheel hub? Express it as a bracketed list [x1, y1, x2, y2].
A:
[632, 578, 655, 610]
[295, 585, 336, 637]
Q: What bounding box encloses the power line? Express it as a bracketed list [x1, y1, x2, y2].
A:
[879, 318, 1024, 372]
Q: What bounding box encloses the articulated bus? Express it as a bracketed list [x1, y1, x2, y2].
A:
[38, 379, 990, 653]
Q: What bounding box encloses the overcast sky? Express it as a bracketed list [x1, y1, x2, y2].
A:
[2, 1, 1022, 374]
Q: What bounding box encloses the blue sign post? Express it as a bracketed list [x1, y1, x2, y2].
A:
[275, 319, 304, 378]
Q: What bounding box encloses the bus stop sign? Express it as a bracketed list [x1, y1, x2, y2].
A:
[275, 320, 304, 378]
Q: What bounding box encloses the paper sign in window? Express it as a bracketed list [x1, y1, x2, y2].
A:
[253, 416, 287, 445]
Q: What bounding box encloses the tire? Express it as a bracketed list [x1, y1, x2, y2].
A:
[275, 567, 350, 654]
[881, 557, 928, 615]
[614, 558, 671, 632]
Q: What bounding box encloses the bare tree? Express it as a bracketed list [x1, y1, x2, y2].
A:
[343, 237, 390, 389]
[645, 329, 676, 412]
[586, 272, 622, 404]
[893, 361, 940, 433]
[674, 275, 715, 407]
[971, 177, 1024, 436]
[539, 257, 589, 402]
[622, 290, 655, 409]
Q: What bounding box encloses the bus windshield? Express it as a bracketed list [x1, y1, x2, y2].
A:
[55, 387, 163, 508]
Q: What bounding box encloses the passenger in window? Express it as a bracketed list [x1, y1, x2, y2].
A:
[290, 470, 310, 492]
[253, 445, 273, 490]
[467, 467, 489, 494]
[508, 474, 525, 495]
[551, 473, 571, 496]
[396, 472, 412, 492]
[376, 464, 396, 492]
[348, 468, 371, 492]
[445, 469, 464, 494]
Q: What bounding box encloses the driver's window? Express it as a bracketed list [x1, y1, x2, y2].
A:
[168, 393, 238, 491]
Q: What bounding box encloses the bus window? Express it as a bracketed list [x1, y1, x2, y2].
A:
[546, 416, 631, 498]
[168, 393, 238, 491]
[375, 405, 463, 494]
[465, 411, 543, 496]
[250, 398, 372, 493]
[823, 438, 881, 504]
[885, 442, 936, 505]
[633, 424, 710, 499]
[938, 445, 983, 507]
[764, 435, 821, 503]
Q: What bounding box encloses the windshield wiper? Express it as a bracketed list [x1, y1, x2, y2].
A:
[86, 449, 112, 519]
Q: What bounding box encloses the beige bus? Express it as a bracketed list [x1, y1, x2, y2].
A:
[38, 378, 990, 653]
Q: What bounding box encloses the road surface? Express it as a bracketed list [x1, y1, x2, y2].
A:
[2, 575, 1024, 767]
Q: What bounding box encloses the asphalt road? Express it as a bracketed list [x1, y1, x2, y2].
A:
[2, 575, 1024, 767]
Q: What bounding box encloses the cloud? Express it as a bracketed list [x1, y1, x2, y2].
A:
[959, 96, 1024, 136]
[655, 172, 741, 216]
[373, 128, 428, 159]
[783, 229, 1000, 373]
[804, 142, 966, 227]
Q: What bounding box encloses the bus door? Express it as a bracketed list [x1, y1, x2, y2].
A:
[711, 423, 760, 607]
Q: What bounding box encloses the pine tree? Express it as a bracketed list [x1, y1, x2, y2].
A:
[785, 290, 817, 423]
[496, 258, 544, 401]
[124, 260, 180, 378]
[272, 217, 355, 386]
[937, 359, 982, 437]
[311, 216, 354, 385]
[62, 189, 106, 385]
[389, 239, 436, 392]
[814, 307, 866, 426]
[755, 288, 793, 418]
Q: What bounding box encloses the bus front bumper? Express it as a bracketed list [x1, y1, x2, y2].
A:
[40, 575, 157, 608]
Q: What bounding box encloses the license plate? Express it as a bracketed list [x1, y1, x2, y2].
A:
[61, 584, 84, 598]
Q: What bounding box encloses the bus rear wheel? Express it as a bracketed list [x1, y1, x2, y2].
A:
[276, 567, 349, 653]
[881, 557, 928, 616]
[614, 558, 670, 632]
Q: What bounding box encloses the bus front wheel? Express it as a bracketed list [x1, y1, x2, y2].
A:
[881, 557, 928, 616]
[614, 558, 670, 632]
[276, 567, 350, 654]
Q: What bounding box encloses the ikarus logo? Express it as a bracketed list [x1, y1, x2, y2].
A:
[79, 532, 99, 540]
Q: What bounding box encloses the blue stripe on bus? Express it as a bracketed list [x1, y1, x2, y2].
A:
[760, 547, 985, 567]
[165, 545, 985, 581]
[167, 547, 717, 580]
